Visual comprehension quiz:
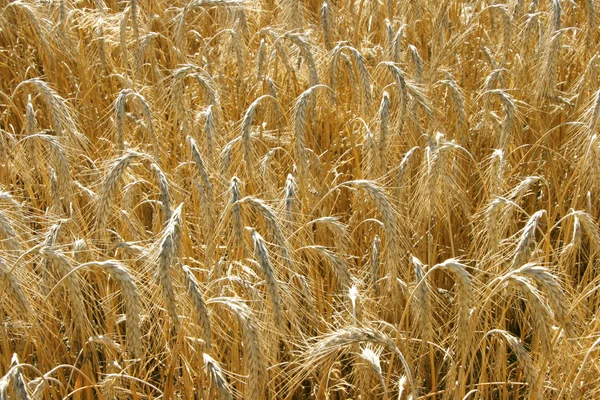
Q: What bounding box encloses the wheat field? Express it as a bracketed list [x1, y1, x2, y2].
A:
[1, 0, 600, 398]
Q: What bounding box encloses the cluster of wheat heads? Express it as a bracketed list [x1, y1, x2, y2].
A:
[1, 0, 600, 398]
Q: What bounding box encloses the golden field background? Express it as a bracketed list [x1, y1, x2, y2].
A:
[1, 0, 600, 398]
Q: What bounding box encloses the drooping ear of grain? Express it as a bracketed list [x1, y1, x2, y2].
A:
[182, 265, 212, 349]
[14, 78, 85, 148]
[408, 44, 424, 82]
[378, 91, 390, 174]
[0, 211, 20, 252]
[411, 255, 432, 342]
[0, 257, 30, 315]
[241, 196, 292, 271]
[250, 229, 283, 328]
[156, 203, 183, 328]
[348, 285, 361, 324]
[488, 149, 505, 197]
[96, 151, 141, 235]
[284, 173, 296, 230]
[482, 197, 508, 256]
[79, 260, 142, 357]
[346, 180, 406, 305]
[513, 263, 573, 336]
[357, 345, 386, 398]
[502, 273, 552, 357]
[434, 259, 473, 362]
[229, 176, 245, 260]
[371, 235, 381, 297]
[293, 87, 314, 189]
[204, 105, 218, 163]
[257, 38, 266, 80]
[362, 129, 376, 180]
[321, 2, 332, 50]
[488, 330, 540, 399]
[293, 327, 418, 399]
[203, 353, 233, 400]
[9, 354, 29, 400]
[561, 214, 582, 268]
[152, 163, 171, 223]
[512, 210, 546, 269]
[440, 76, 466, 136]
[209, 297, 266, 399]
[39, 247, 87, 344]
[240, 97, 260, 183]
[573, 210, 600, 253]
[394, 146, 418, 201]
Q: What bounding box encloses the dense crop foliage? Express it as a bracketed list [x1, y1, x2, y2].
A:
[1, 0, 600, 398]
